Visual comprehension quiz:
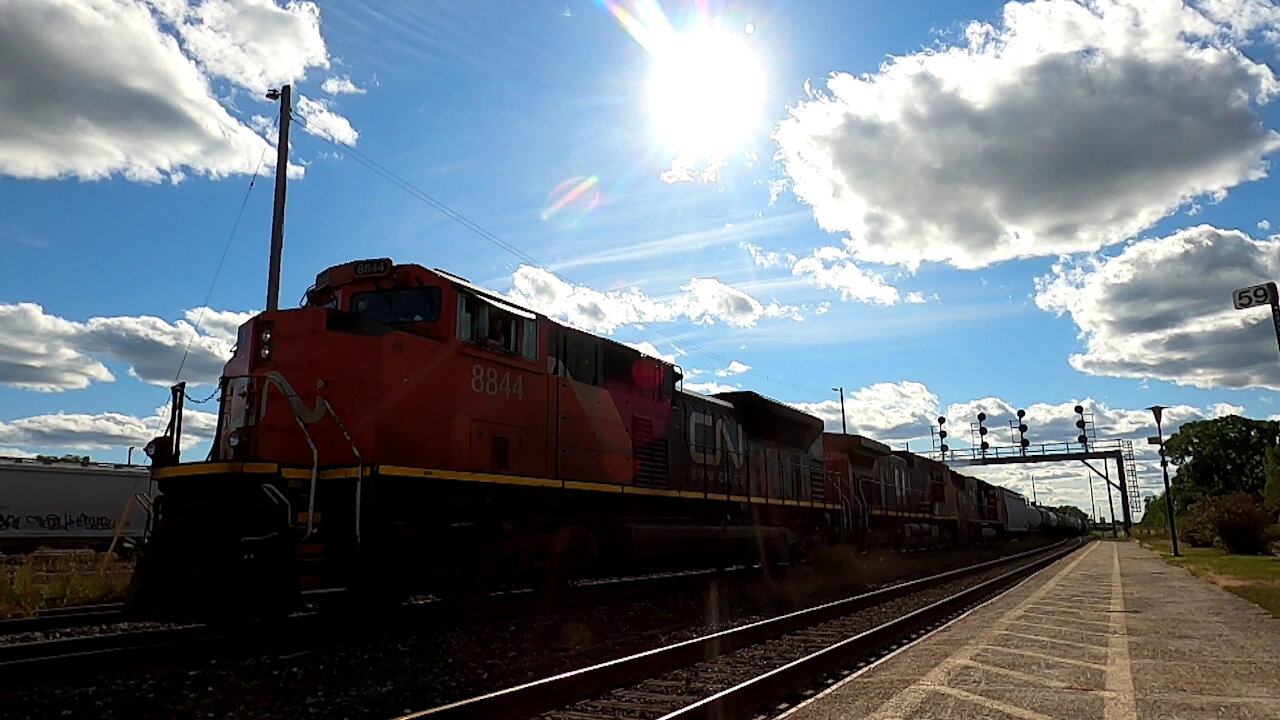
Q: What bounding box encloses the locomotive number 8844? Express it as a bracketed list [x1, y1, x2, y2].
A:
[131, 258, 1080, 620]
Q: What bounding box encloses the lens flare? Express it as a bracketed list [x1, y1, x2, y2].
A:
[542, 175, 602, 228]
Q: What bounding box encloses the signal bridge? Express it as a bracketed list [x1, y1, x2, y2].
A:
[927, 407, 1140, 535]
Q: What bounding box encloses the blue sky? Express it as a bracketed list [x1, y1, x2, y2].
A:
[4, 0, 1280, 517]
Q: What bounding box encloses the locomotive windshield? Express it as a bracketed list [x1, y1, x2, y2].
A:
[350, 288, 442, 324]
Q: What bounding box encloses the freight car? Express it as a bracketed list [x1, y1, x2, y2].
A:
[822, 433, 1081, 548]
[0, 457, 151, 553]
[129, 258, 1081, 620]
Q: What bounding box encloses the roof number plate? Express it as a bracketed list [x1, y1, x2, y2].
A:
[354, 259, 391, 277]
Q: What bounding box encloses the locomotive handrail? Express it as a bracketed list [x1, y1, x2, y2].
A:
[322, 402, 364, 545]
[132, 492, 155, 543]
[257, 372, 323, 539]
[241, 484, 292, 543]
[292, 413, 320, 540]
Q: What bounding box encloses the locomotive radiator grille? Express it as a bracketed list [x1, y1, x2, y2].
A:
[491, 435, 511, 470]
[809, 460, 826, 502]
[632, 416, 669, 488]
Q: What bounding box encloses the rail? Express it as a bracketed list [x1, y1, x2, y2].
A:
[398, 539, 1079, 720]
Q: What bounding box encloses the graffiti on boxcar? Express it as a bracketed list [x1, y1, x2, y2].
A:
[0, 513, 115, 533]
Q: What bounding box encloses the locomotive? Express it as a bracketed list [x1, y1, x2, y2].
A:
[130, 258, 1079, 619]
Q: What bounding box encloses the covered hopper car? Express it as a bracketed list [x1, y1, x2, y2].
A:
[0, 457, 151, 552]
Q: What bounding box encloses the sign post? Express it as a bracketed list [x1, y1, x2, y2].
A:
[1146, 405, 1179, 557]
[1232, 281, 1280, 358]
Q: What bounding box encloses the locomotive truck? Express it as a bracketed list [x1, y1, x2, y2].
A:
[129, 258, 1078, 620]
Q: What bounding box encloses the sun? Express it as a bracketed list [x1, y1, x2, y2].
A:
[647, 29, 764, 155]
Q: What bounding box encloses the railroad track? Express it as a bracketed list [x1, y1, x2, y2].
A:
[0, 563, 779, 687]
[395, 538, 1083, 720]
[0, 602, 126, 634]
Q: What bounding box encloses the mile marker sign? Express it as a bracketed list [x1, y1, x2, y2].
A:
[1233, 282, 1276, 309]
[1233, 281, 1280, 357]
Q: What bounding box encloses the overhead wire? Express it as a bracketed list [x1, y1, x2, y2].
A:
[151, 147, 269, 437]
[289, 111, 827, 398]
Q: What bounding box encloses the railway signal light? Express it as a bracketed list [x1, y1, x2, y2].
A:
[937, 416, 948, 456]
[1075, 405, 1088, 447]
[976, 412, 989, 452]
[1016, 408, 1029, 451]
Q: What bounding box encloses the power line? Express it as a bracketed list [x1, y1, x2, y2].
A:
[289, 112, 827, 397]
[152, 148, 269, 438]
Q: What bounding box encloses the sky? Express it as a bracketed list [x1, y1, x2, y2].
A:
[4, 0, 1280, 520]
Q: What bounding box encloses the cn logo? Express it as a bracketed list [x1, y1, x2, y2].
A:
[688, 411, 745, 468]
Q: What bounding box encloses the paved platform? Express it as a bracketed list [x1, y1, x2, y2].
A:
[784, 540, 1280, 720]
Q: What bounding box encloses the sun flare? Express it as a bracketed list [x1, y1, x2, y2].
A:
[601, 1, 765, 168]
[647, 29, 764, 154]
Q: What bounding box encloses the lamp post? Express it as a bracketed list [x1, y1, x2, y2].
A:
[832, 386, 847, 435]
[1146, 405, 1180, 557]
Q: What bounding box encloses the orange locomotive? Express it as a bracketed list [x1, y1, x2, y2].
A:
[131, 259, 841, 619]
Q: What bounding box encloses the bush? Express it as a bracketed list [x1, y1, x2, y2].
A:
[1184, 493, 1274, 554]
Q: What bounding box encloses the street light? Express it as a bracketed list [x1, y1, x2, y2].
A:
[832, 386, 847, 435]
[1146, 405, 1180, 557]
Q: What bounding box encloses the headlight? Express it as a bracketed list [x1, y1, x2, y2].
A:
[259, 344, 272, 359]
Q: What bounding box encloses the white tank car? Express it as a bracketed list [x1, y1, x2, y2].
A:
[0, 457, 152, 549]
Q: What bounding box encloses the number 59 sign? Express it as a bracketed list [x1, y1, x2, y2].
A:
[1232, 282, 1277, 310]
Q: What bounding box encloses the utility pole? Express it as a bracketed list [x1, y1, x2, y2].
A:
[1105, 469, 1118, 539]
[265, 84, 292, 312]
[832, 386, 847, 434]
[1030, 473, 1037, 504]
[1087, 471, 1097, 529]
[1147, 405, 1180, 556]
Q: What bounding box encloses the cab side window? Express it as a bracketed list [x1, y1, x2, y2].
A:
[458, 294, 537, 361]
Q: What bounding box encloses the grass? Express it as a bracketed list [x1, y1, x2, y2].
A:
[1138, 538, 1280, 617]
[0, 551, 134, 619]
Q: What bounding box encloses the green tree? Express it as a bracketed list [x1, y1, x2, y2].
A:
[1051, 505, 1088, 525]
[1163, 415, 1278, 512]
[1264, 445, 1280, 515]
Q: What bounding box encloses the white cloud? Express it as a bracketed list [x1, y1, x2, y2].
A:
[0, 448, 37, 458]
[1208, 401, 1247, 417]
[683, 380, 740, 395]
[173, 0, 327, 95]
[905, 291, 927, 304]
[622, 340, 678, 364]
[0, 303, 245, 392]
[321, 75, 366, 95]
[1259, 219, 1272, 231]
[742, 243, 792, 268]
[0, 406, 217, 452]
[773, 0, 1280, 269]
[789, 247, 902, 305]
[296, 95, 358, 146]
[743, 242, 913, 307]
[1036, 225, 1280, 389]
[184, 307, 254, 345]
[0, 0, 343, 182]
[789, 381, 940, 440]
[506, 266, 803, 334]
[715, 360, 751, 377]
[0, 304, 115, 392]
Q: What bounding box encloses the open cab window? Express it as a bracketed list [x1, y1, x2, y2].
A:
[458, 293, 537, 361]
[350, 288, 441, 324]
